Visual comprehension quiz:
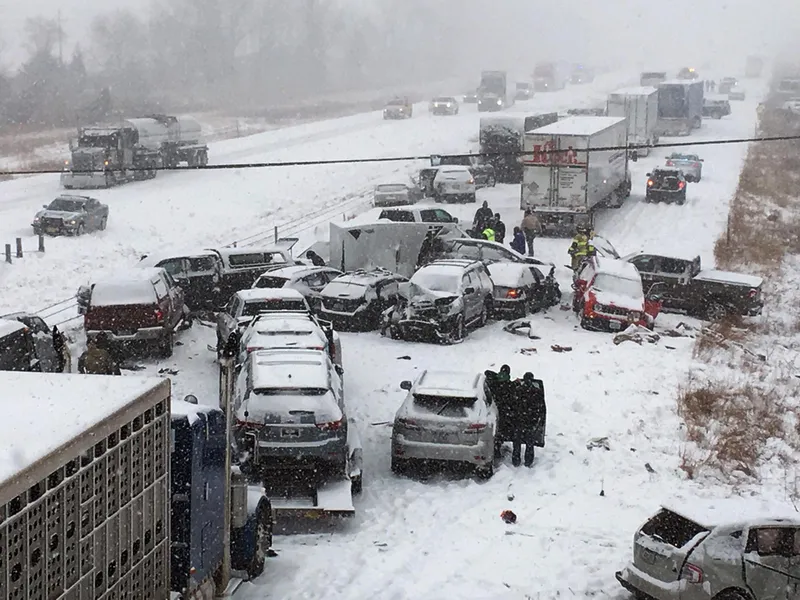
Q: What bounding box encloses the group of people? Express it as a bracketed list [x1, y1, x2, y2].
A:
[704, 80, 717, 92]
[485, 365, 547, 468]
[471, 202, 544, 257]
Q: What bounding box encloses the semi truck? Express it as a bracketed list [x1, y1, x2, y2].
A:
[655, 80, 704, 136]
[640, 72, 667, 87]
[61, 114, 209, 189]
[533, 62, 569, 91]
[479, 113, 559, 183]
[477, 70, 515, 112]
[520, 116, 631, 235]
[0, 370, 272, 600]
[745, 56, 764, 78]
[607, 87, 659, 156]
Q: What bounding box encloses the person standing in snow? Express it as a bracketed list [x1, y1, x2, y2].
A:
[509, 372, 546, 467]
[520, 209, 542, 256]
[52, 325, 70, 372]
[486, 365, 514, 458]
[493, 214, 506, 245]
[473, 201, 493, 233]
[568, 224, 595, 272]
[305, 250, 326, 266]
[78, 333, 121, 375]
[510, 227, 526, 254]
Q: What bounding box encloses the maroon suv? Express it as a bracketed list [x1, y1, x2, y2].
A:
[83, 267, 187, 357]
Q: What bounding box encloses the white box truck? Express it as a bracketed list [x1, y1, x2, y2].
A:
[520, 116, 631, 236]
[607, 87, 659, 157]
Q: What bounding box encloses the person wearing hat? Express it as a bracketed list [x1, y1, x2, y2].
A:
[305, 250, 326, 267]
[78, 332, 121, 375]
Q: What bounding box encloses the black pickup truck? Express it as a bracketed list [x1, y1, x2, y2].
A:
[623, 252, 764, 320]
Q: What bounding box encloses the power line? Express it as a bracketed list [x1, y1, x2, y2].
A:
[2, 134, 799, 178]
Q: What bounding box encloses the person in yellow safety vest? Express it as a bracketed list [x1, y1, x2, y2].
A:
[568, 224, 595, 271]
[482, 225, 496, 242]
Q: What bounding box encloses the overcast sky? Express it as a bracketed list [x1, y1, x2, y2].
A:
[0, 0, 797, 73]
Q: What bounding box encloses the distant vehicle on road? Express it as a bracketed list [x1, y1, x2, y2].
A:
[32, 195, 109, 236]
[384, 97, 413, 119]
[429, 97, 459, 115]
[645, 167, 687, 205]
[374, 183, 423, 207]
[703, 97, 731, 119]
[665, 153, 703, 182]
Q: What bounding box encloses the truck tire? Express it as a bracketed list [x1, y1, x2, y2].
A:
[475, 463, 494, 479]
[246, 504, 273, 580]
[99, 217, 107, 231]
[158, 331, 173, 358]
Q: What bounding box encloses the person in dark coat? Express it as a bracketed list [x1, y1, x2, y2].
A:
[509, 372, 546, 467]
[493, 214, 506, 245]
[485, 365, 513, 458]
[78, 333, 121, 375]
[305, 250, 326, 266]
[510, 227, 526, 254]
[473, 201, 493, 233]
[52, 325, 69, 372]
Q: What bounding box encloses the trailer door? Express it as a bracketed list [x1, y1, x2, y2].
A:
[553, 135, 589, 212]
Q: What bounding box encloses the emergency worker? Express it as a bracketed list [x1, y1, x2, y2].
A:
[568, 224, 595, 271]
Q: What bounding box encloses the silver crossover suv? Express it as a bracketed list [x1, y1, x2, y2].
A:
[391, 369, 498, 478]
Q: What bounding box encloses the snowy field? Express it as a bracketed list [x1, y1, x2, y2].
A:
[0, 71, 785, 599]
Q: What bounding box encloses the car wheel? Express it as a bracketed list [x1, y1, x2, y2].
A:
[391, 457, 408, 475]
[478, 302, 489, 327]
[350, 473, 363, 495]
[475, 463, 494, 479]
[580, 317, 593, 330]
[450, 315, 466, 344]
[99, 217, 107, 231]
[696, 174, 702, 182]
[706, 302, 728, 321]
[158, 331, 174, 358]
[76, 223, 85, 236]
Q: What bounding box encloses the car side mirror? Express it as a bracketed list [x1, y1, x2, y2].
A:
[451, 217, 459, 223]
[464, 286, 475, 294]
[335, 364, 344, 376]
[42, 204, 48, 208]
[646, 172, 652, 177]
[400, 380, 412, 391]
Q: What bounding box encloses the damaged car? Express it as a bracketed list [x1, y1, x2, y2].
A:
[384, 259, 494, 343]
[487, 262, 561, 318]
[318, 269, 407, 331]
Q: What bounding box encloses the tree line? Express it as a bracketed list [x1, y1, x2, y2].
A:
[0, 0, 475, 130]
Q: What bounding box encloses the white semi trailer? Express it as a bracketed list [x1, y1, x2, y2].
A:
[607, 87, 659, 156]
[520, 116, 631, 236]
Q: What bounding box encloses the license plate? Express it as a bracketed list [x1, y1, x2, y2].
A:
[281, 428, 300, 438]
[46, 227, 58, 233]
[451, 184, 462, 190]
[609, 321, 622, 331]
[640, 549, 657, 564]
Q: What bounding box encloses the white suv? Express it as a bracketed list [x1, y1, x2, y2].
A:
[433, 166, 477, 204]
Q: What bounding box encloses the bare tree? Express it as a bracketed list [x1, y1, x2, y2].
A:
[24, 16, 64, 58]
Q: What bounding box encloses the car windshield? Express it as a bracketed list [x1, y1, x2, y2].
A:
[592, 274, 642, 298]
[48, 198, 85, 212]
[377, 184, 407, 192]
[412, 270, 461, 293]
[242, 300, 306, 316]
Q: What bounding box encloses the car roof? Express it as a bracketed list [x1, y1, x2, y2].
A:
[138, 249, 217, 267]
[661, 499, 800, 529]
[250, 312, 317, 327]
[652, 166, 682, 174]
[669, 152, 698, 158]
[424, 258, 481, 271]
[212, 246, 288, 259]
[54, 194, 92, 202]
[437, 166, 471, 173]
[250, 349, 329, 389]
[592, 257, 641, 279]
[97, 267, 164, 284]
[235, 288, 306, 302]
[334, 269, 397, 284]
[0, 318, 27, 338]
[415, 370, 481, 398]
[259, 265, 331, 279]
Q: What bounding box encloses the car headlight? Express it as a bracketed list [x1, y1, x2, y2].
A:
[497, 99, 502, 105]
[69, 220, 77, 225]
[594, 303, 608, 313]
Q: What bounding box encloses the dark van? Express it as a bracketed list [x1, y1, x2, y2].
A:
[0, 319, 42, 372]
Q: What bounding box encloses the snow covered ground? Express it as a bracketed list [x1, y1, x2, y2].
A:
[1, 70, 785, 599]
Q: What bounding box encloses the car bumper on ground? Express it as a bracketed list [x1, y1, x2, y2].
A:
[87, 326, 166, 343]
[747, 300, 764, 316]
[252, 437, 348, 464]
[392, 435, 494, 467]
[615, 566, 687, 600]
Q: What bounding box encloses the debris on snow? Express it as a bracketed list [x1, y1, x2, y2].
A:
[551, 344, 572, 353]
[519, 348, 537, 355]
[503, 319, 542, 339]
[613, 325, 660, 345]
[644, 462, 656, 474]
[158, 368, 179, 376]
[587, 437, 611, 451]
[396, 355, 411, 360]
[500, 510, 517, 524]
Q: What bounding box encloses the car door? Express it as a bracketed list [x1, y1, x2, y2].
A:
[152, 275, 176, 329]
[20, 316, 59, 372]
[743, 526, 794, 599]
[462, 271, 481, 320]
[298, 272, 328, 301]
[652, 257, 692, 310]
[218, 296, 240, 341]
[185, 256, 220, 310]
[525, 266, 544, 310]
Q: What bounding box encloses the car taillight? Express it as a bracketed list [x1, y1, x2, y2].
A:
[397, 417, 420, 430]
[666, 160, 673, 166]
[678, 181, 685, 189]
[647, 179, 654, 187]
[316, 419, 342, 431]
[506, 288, 521, 298]
[154, 309, 164, 323]
[464, 423, 487, 433]
[693, 162, 700, 168]
[680, 563, 703, 584]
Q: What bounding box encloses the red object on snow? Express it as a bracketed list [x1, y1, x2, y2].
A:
[501, 510, 517, 524]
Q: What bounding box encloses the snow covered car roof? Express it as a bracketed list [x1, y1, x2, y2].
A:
[622, 249, 701, 263]
[90, 268, 164, 306]
[257, 265, 329, 280]
[0, 373, 167, 487]
[0, 318, 26, 338]
[235, 288, 307, 303]
[661, 497, 800, 529]
[414, 370, 482, 399]
[250, 349, 330, 390]
[486, 262, 533, 287]
[138, 249, 216, 267]
[326, 269, 399, 289]
[593, 257, 642, 280]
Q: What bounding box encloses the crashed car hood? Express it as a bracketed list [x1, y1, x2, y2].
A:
[36, 210, 82, 220]
[404, 283, 458, 305]
[592, 290, 643, 312]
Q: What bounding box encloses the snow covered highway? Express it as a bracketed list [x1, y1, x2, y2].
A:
[0, 69, 782, 600]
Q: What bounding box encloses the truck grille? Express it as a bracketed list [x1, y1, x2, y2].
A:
[599, 305, 631, 317]
[42, 218, 62, 228]
[72, 154, 95, 172]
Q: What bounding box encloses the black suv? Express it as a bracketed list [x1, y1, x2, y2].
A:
[645, 168, 687, 205]
[318, 269, 407, 331]
[385, 259, 495, 343]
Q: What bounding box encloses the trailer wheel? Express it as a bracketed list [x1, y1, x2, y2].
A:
[247, 505, 272, 580]
[351, 473, 363, 495]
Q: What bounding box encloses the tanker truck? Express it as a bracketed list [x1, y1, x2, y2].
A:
[61, 114, 209, 189]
